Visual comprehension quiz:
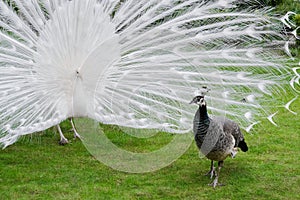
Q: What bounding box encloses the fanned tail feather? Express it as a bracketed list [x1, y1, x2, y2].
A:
[0, 0, 297, 148]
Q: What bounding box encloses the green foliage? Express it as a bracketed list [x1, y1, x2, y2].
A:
[270, 0, 300, 13]
[269, 0, 300, 55]
[264, 0, 283, 7]
[295, 14, 300, 26]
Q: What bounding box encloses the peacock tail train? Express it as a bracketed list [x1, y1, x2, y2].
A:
[0, 0, 298, 148]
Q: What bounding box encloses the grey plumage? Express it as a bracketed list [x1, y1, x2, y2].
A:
[191, 93, 248, 188]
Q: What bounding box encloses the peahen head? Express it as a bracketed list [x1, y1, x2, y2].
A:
[190, 95, 206, 107]
[189, 86, 210, 107]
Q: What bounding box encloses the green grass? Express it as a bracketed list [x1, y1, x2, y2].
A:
[0, 96, 299, 199]
[268, 0, 300, 13]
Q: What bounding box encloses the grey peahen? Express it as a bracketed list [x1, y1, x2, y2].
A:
[190, 88, 248, 188]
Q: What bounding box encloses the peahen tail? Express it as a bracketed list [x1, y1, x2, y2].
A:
[238, 139, 248, 152]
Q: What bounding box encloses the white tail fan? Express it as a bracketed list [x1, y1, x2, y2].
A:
[0, 0, 297, 148]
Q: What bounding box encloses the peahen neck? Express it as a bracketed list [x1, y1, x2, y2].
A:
[199, 104, 210, 123]
[193, 104, 210, 148]
[193, 103, 210, 138]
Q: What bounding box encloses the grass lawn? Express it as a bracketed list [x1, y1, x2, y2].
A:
[0, 95, 299, 199]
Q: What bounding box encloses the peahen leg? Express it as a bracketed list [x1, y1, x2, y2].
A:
[209, 161, 225, 188]
[57, 124, 68, 145]
[205, 160, 215, 179]
[70, 118, 81, 139]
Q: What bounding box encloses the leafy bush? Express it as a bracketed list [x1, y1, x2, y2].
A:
[295, 14, 300, 26]
[265, 0, 283, 6]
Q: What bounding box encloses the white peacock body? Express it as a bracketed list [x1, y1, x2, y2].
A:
[0, 0, 298, 148]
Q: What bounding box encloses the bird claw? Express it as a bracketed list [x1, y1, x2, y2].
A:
[208, 182, 225, 188]
[208, 178, 225, 188]
[59, 137, 69, 145]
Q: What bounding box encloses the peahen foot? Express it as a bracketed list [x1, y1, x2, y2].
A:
[208, 161, 225, 188]
[208, 177, 225, 188]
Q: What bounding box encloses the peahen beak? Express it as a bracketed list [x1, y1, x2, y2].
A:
[189, 99, 195, 104]
[189, 97, 197, 104]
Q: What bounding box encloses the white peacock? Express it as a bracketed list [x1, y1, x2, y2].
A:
[0, 0, 298, 148]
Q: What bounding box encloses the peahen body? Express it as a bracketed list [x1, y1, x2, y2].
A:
[190, 89, 248, 188]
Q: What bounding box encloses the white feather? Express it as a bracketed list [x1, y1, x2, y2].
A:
[284, 96, 298, 115]
[0, 0, 296, 147]
[245, 122, 260, 133]
[267, 112, 278, 126]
